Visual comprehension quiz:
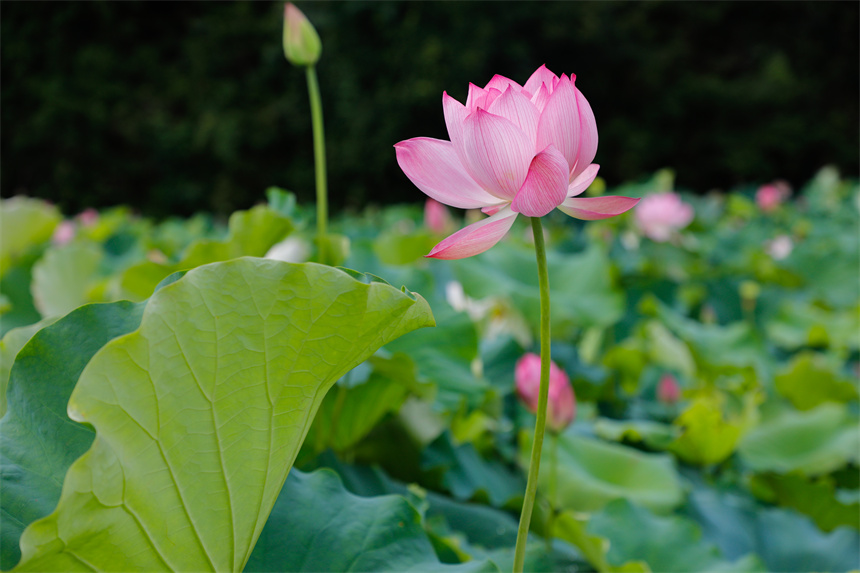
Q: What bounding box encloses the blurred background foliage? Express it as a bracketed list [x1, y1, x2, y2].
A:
[2, 1, 858, 218]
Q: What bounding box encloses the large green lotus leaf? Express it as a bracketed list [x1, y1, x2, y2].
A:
[749, 472, 859, 532]
[119, 205, 293, 300]
[519, 432, 684, 514]
[773, 352, 858, 411]
[738, 403, 859, 476]
[0, 301, 146, 570]
[0, 197, 61, 273]
[13, 258, 433, 572]
[0, 317, 58, 418]
[31, 243, 102, 318]
[451, 243, 624, 333]
[244, 468, 498, 572]
[588, 500, 765, 573]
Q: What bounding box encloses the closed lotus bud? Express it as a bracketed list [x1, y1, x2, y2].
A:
[424, 199, 453, 234]
[282, 3, 321, 66]
[515, 353, 576, 432]
[657, 373, 681, 404]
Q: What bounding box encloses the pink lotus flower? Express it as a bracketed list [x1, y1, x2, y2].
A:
[76, 208, 99, 227]
[51, 221, 76, 245]
[635, 192, 694, 242]
[424, 198, 453, 234]
[395, 65, 639, 259]
[755, 181, 790, 212]
[515, 353, 576, 432]
[657, 373, 681, 404]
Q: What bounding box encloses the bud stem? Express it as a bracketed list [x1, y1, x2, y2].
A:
[513, 217, 552, 573]
[305, 65, 329, 264]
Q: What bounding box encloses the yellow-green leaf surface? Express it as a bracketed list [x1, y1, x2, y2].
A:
[0, 197, 61, 273]
[14, 258, 433, 572]
[519, 432, 683, 514]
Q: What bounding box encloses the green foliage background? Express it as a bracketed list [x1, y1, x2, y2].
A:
[2, 2, 858, 217]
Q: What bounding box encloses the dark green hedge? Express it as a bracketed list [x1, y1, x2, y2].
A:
[2, 2, 858, 217]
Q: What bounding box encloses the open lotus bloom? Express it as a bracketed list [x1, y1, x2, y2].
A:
[395, 65, 639, 259]
[635, 192, 694, 242]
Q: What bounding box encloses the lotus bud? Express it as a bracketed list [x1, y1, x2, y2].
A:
[515, 353, 576, 433]
[282, 3, 321, 67]
[51, 221, 76, 245]
[424, 199, 453, 235]
[657, 373, 681, 404]
[755, 181, 790, 212]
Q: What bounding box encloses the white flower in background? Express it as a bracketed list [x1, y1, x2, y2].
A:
[445, 281, 532, 347]
[765, 235, 793, 260]
[265, 236, 311, 263]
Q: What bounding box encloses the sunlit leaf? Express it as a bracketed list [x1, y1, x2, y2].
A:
[738, 403, 859, 476]
[773, 352, 858, 410]
[0, 197, 61, 274]
[13, 258, 433, 572]
[31, 243, 102, 318]
[519, 432, 684, 514]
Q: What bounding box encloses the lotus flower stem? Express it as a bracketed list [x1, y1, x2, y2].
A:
[305, 65, 329, 264]
[513, 216, 552, 573]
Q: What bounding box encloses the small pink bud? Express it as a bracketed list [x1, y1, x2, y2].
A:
[657, 374, 681, 404]
[51, 221, 76, 245]
[77, 208, 99, 227]
[283, 3, 321, 67]
[515, 353, 576, 432]
[765, 234, 793, 260]
[635, 192, 694, 242]
[424, 199, 452, 234]
[755, 181, 790, 212]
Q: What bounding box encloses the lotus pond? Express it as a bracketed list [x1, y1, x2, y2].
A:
[1, 164, 858, 572]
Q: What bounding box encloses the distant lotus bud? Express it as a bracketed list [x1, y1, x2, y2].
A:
[51, 221, 76, 245]
[515, 353, 576, 432]
[657, 373, 681, 404]
[755, 181, 790, 212]
[424, 199, 453, 234]
[635, 192, 694, 242]
[77, 208, 99, 227]
[283, 3, 321, 67]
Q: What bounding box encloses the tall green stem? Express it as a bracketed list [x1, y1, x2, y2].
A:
[513, 217, 552, 573]
[305, 65, 328, 264]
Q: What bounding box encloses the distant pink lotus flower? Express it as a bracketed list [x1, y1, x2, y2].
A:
[77, 208, 99, 227]
[657, 373, 681, 404]
[755, 181, 790, 212]
[395, 65, 639, 259]
[424, 199, 453, 234]
[635, 192, 694, 242]
[51, 221, 76, 245]
[515, 353, 576, 432]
